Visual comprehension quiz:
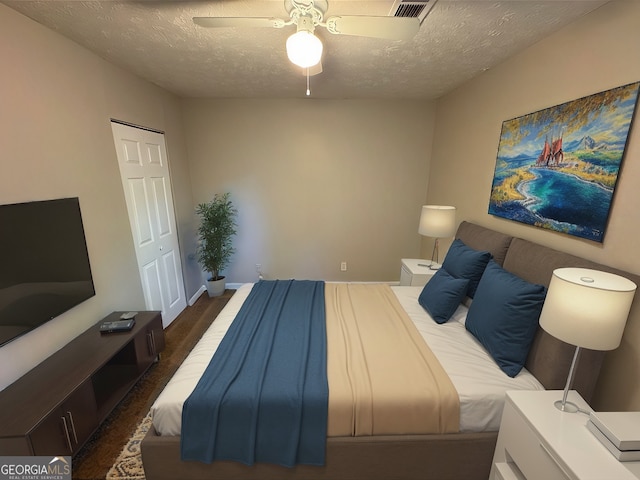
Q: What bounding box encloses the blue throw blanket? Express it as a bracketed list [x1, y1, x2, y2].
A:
[181, 280, 328, 467]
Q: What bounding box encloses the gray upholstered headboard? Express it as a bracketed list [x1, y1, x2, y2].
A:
[455, 221, 639, 403]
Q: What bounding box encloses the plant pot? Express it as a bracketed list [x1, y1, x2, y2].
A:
[206, 276, 226, 297]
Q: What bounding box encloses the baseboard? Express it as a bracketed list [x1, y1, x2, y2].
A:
[224, 281, 399, 288]
[188, 285, 207, 306]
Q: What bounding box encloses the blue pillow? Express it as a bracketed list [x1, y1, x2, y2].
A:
[441, 239, 492, 298]
[465, 260, 546, 377]
[418, 269, 470, 324]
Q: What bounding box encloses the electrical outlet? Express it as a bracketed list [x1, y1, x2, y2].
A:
[340, 261, 347, 272]
[255, 263, 262, 272]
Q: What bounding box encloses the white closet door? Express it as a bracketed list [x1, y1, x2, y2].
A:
[111, 122, 186, 327]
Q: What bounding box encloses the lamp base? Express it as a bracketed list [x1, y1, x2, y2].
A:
[429, 238, 441, 271]
[554, 399, 579, 413]
[554, 346, 582, 414]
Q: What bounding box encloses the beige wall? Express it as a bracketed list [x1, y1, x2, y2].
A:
[0, 5, 200, 391]
[426, 0, 640, 410]
[183, 98, 435, 283]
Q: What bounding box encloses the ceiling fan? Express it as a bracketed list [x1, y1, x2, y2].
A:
[193, 0, 423, 74]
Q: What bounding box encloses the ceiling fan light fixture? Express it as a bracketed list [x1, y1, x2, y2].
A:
[286, 30, 323, 68]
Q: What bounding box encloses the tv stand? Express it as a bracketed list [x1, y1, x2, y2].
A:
[0, 311, 164, 456]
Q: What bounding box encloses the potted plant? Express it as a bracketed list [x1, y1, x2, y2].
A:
[196, 192, 238, 297]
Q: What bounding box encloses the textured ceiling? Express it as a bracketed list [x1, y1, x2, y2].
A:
[3, 0, 609, 99]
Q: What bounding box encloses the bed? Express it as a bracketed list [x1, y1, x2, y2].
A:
[141, 221, 629, 480]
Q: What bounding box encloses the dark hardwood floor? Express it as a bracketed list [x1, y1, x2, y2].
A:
[71, 290, 234, 480]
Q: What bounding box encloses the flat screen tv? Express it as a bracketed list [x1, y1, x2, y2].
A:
[0, 197, 95, 347]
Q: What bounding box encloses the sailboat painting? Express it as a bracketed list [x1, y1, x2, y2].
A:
[489, 82, 640, 242]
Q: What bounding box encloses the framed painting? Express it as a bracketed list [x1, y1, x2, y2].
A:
[488, 81, 640, 242]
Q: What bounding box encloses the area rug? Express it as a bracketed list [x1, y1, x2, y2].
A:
[106, 413, 152, 480]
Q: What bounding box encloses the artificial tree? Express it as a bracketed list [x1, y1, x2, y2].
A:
[195, 192, 237, 296]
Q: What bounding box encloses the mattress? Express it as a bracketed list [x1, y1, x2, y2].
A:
[151, 283, 543, 436]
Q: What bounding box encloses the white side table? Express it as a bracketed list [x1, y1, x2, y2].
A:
[491, 390, 640, 480]
[399, 258, 439, 287]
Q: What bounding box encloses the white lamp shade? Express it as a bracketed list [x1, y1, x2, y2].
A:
[286, 31, 323, 68]
[418, 205, 456, 238]
[539, 268, 636, 351]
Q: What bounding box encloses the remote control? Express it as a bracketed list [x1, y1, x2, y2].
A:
[120, 311, 138, 320]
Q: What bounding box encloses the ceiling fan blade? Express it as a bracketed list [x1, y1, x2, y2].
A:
[193, 17, 286, 29]
[324, 16, 419, 40]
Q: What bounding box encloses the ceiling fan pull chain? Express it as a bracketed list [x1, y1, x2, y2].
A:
[306, 68, 311, 96]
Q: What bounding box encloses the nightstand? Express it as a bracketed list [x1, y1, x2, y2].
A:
[399, 259, 439, 286]
[491, 390, 640, 480]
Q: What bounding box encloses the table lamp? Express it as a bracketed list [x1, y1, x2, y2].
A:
[539, 268, 636, 413]
[418, 205, 456, 269]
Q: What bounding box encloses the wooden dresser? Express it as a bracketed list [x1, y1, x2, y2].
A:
[0, 311, 164, 456]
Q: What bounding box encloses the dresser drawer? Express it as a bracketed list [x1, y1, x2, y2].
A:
[500, 402, 570, 480]
[494, 462, 526, 480]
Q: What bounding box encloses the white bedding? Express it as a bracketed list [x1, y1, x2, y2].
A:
[151, 283, 543, 436]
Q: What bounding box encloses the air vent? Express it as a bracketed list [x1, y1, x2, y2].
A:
[389, 0, 437, 24]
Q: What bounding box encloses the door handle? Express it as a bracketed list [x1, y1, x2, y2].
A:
[67, 411, 78, 444]
[61, 416, 73, 453]
[147, 331, 156, 356]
